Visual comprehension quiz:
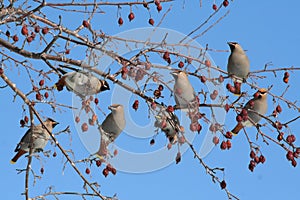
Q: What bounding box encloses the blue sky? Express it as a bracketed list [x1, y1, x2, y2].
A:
[1, 0, 300, 199]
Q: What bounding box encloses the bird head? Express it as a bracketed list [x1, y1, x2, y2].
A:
[228, 41, 245, 52]
[108, 104, 123, 112]
[99, 80, 110, 92]
[171, 70, 187, 80]
[46, 118, 59, 128]
[253, 88, 268, 100]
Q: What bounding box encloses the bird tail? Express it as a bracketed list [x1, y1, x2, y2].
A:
[96, 129, 110, 157]
[231, 123, 244, 135]
[10, 149, 27, 164]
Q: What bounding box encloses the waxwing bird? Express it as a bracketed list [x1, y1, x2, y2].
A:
[154, 111, 180, 144]
[11, 118, 59, 164]
[171, 71, 197, 110]
[96, 104, 126, 157]
[227, 42, 250, 95]
[231, 88, 268, 135]
[55, 68, 109, 98]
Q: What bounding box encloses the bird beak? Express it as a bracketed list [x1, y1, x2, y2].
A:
[171, 71, 178, 78]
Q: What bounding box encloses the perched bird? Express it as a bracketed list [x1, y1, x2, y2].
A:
[11, 118, 59, 164]
[227, 42, 250, 95]
[171, 71, 197, 110]
[96, 104, 126, 157]
[231, 88, 268, 135]
[154, 111, 180, 144]
[55, 68, 110, 98]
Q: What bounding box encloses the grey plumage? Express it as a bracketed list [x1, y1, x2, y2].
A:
[155, 111, 180, 144]
[227, 42, 250, 82]
[97, 104, 126, 157]
[171, 71, 196, 110]
[11, 118, 59, 164]
[231, 88, 268, 135]
[56, 71, 110, 98]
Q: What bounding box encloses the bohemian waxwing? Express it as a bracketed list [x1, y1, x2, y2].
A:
[96, 104, 126, 157]
[231, 88, 268, 135]
[11, 118, 59, 164]
[55, 69, 110, 98]
[227, 42, 250, 95]
[171, 71, 197, 110]
[154, 111, 180, 144]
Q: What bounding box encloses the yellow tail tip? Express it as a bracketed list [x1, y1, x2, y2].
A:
[233, 93, 242, 96]
[230, 131, 238, 136]
[10, 160, 16, 164]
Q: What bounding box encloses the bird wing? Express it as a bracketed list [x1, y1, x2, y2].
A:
[14, 128, 31, 152]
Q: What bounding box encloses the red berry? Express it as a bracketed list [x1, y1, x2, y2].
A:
[220, 141, 227, 150]
[111, 167, 117, 175]
[36, 93, 42, 101]
[200, 76, 207, 83]
[128, 12, 135, 21]
[283, 77, 289, 84]
[6, 30, 10, 37]
[13, 35, 19, 42]
[226, 140, 232, 149]
[163, 51, 170, 60]
[118, 17, 124, 26]
[150, 139, 155, 145]
[223, 0, 229, 7]
[175, 152, 181, 164]
[291, 159, 297, 167]
[94, 98, 99, 105]
[151, 102, 157, 110]
[218, 75, 224, 83]
[24, 116, 29, 123]
[220, 180, 226, 189]
[21, 25, 28, 36]
[34, 26, 40, 33]
[158, 84, 164, 91]
[154, 0, 160, 6]
[75, 116, 80, 123]
[213, 136, 219, 145]
[81, 122, 88, 132]
[167, 105, 174, 112]
[156, 4, 162, 12]
[20, 119, 25, 127]
[197, 123, 202, 133]
[113, 149, 118, 156]
[39, 79, 45, 87]
[277, 132, 284, 141]
[53, 152, 57, 157]
[212, 4, 218, 11]
[178, 61, 184, 68]
[132, 100, 139, 111]
[276, 105, 282, 113]
[286, 151, 294, 161]
[40, 167, 44, 174]
[96, 160, 101, 167]
[249, 100, 255, 108]
[42, 27, 49, 35]
[204, 59, 211, 67]
[284, 71, 290, 78]
[106, 164, 113, 171]
[82, 20, 89, 28]
[236, 115, 242, 122]
[224, 104, 230, 112]
[148, 18, 155, 26]
[85, 168, 90, 174]
[44, 92, 49, 99]
[210, 93, 217, 100]
[254, 156, 260, 163]
[26, 36, 33, 43]
[225, 131, 232, 139]
[250, 150, 256, 159]
[154, 89, 161, 98]
[259, 155, 266, 164]
[226, 83, 231, 90]
[102, 168, 109, 177]
[65, 49, 70, 54]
